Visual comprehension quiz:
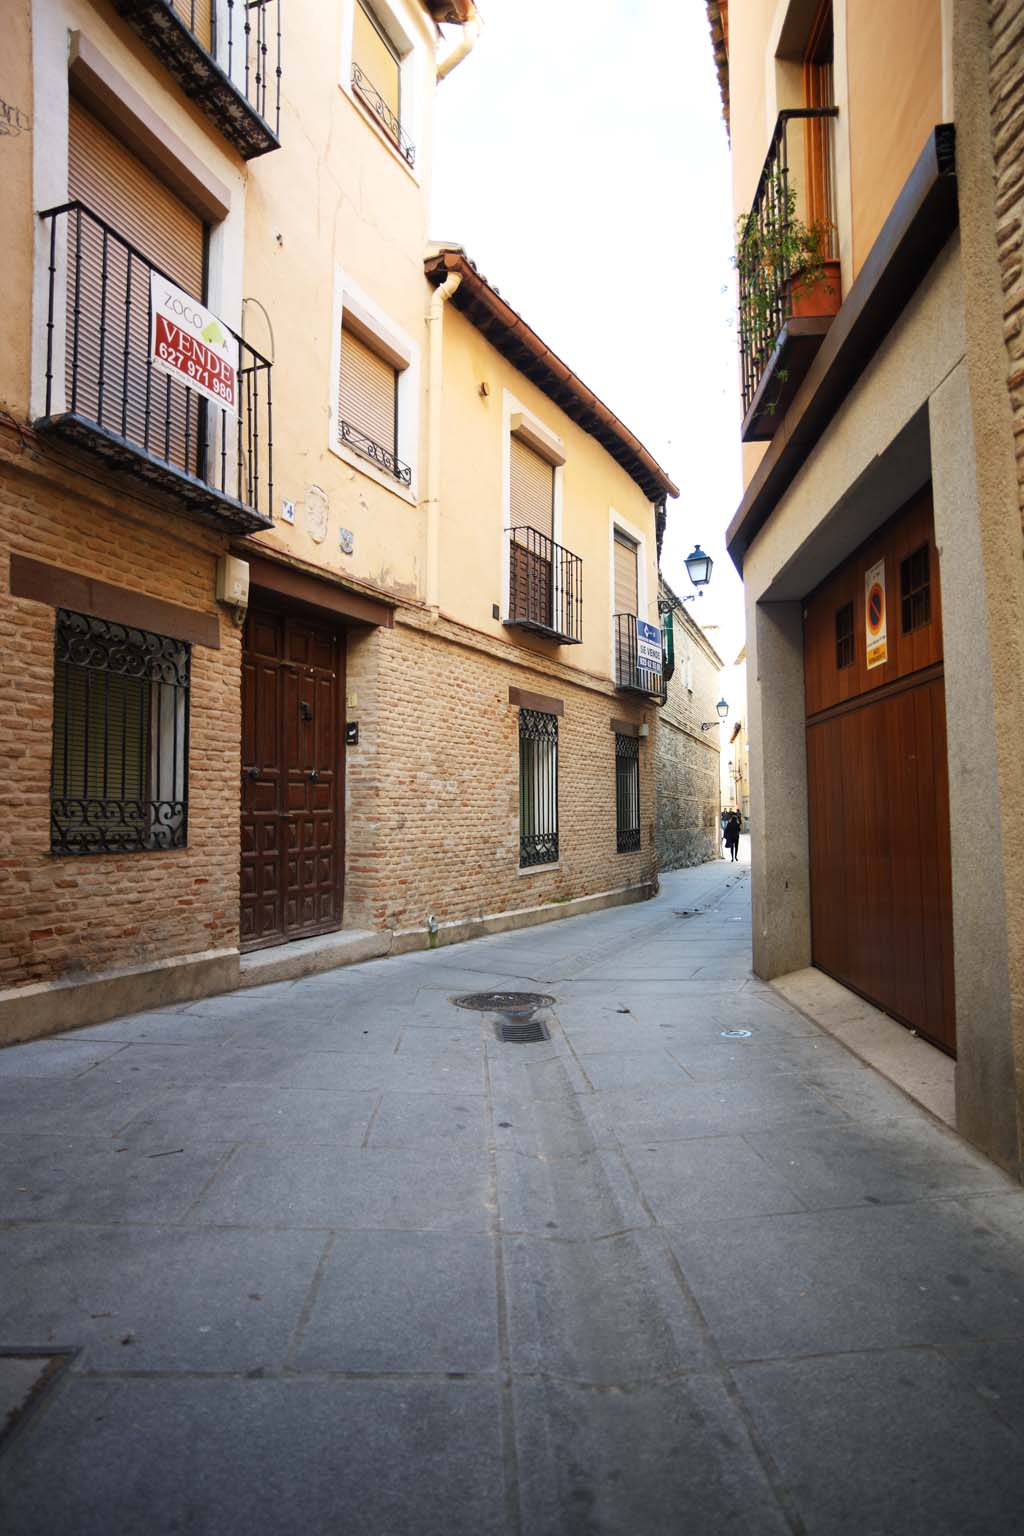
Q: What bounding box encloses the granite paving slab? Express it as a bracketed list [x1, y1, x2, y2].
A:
[513, 1375, 790, 1536]
[623, 1136, 807, 1224]
[667, 1200, 1024, 1360]
[293, 1231, 499, 1373]
[0, 1224, 326, 1372]
[733, 1348, 1024, 1535]
[191, 1142, 494, 1231]
[503, 1228, 710, 1382]
[0, 1377, 506, 1536]
[119, 1083, 379, 1149]
[0, 1134, 231, 1224]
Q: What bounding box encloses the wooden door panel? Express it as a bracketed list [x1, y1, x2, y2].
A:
[240, 608, 344, 951]
[806, 679, 955, 1053]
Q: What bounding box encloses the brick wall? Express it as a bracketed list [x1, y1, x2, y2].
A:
[0, 426, 239, 989]
[656, 608, 722, 869]
[991, 0, 1024, 525]
[343, 610, 658, 934]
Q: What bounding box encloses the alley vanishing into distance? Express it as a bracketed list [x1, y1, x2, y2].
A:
[3, 854, 1024, 1534]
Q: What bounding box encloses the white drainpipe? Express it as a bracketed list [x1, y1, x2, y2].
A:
[437, 12, 482, 81]
[424, 269, 462, 610]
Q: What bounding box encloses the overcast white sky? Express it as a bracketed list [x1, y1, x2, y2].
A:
[431, 0, 747, 669]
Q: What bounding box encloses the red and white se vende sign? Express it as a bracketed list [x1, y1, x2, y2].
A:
[149, 274, 238, 413]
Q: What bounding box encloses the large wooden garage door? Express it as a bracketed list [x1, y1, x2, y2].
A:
[804, 487, 956, 1054]
[240, 608, 344, 951]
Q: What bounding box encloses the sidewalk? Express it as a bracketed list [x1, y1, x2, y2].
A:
[2, 857, 1024, 1534]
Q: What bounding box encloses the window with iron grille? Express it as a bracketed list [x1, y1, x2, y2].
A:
[900, 544, 931, 633]
[835, 601, 854, 669]
[519, 709, 558, 867]
[50, 609, 190, 855]
[615, 734, 641, 853]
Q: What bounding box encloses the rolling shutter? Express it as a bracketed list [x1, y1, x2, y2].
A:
[614, 532, 639, 616]
[339, 327, 397, 454]
[509, 435, 554, 539]
[68, 96, 204, 295]
[353, 2, 401, 123]
[65, 98, 206, 474]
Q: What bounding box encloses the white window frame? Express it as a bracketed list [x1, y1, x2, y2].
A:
[501, 389, 566, 626]
[339, 0, 428, 185]
[330, 266, 419, 504]
[608, 508, 652, 679]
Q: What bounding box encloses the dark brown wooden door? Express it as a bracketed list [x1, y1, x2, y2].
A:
[804, 488, 956, 1054]
[241, 608, 344, 950]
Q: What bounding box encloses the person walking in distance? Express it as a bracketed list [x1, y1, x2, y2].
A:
[724, 811, 741, 863]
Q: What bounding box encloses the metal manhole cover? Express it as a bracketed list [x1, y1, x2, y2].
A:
[453, 992, 555, 1015]
[496, 1020, 550, 1044]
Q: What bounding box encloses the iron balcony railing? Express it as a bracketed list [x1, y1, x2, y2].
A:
[614, 612, 666, 702]
[338, 419, 412, 485]
[506, 527, 583, 645]
[737, 108, 839, 417]
[351, 62, 416, 167]
[38, 203, 273, 532]
[116, 0, 282, 158]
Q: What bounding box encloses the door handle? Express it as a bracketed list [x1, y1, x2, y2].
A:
[307, 770, 319, 782]
[245, 767, 260, 780]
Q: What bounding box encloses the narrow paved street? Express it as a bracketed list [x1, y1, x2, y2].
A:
[3, 855, 1024, 1534]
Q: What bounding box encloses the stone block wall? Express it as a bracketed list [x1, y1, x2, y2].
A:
[655, 608, 722, 870]
[342, 610, 658, 934]
[0, 426, 238, 991]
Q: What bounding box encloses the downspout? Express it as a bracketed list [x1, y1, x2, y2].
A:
[425, 270, 462, 611]
[437, 10, 482, 81]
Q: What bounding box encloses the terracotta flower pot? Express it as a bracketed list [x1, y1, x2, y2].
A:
[786, 258, 842, 319]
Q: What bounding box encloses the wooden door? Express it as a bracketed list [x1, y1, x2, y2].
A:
[803, 488, 956, 1054]
[240, 608, 344, 950]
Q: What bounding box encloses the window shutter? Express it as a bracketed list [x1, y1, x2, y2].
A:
[509, 436, 554, 540]
[614, 532, 639, 616]
[353, 1, 401, 122]
[339, 327, 397, 455]
[68, 96, 205, 296]
[66, 98, 206, 473]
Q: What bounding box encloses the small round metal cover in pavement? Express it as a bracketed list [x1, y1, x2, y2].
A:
[720, 1028, 753, 1039]
[453, 991, 555, 1015]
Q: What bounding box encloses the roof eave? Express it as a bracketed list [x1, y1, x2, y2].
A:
[425, 248, 679, 503]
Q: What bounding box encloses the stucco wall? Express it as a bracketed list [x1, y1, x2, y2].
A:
[436, 306, 662, 684]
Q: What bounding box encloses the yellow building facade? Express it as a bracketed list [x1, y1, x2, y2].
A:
[713, 0, 1024, 1177]
[0, 0, 676, 1039]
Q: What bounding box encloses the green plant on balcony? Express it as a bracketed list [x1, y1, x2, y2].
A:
[734, 170, 834, 393]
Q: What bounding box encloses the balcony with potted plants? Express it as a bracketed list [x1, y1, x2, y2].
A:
[736, 108, 841, 442]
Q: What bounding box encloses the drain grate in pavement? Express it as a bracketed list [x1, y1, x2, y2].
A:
[495, 1019, 550, 1044]
[453, 991, 555, 1015]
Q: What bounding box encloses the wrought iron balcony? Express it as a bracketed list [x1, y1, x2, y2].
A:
[115, 1, 281, 159]
[614, 612, 666, 702]
[37, 203, 273, 533]
[737, 108, 841, 441]
[351, 62, 416, 167]
[338, 419, 412, 485]
[506, 528, 583, 645]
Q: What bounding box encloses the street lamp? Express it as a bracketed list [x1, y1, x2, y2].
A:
[700, 698, 729, 732]
[667, 545, 715, 606]
[684, 545, 714, 590]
